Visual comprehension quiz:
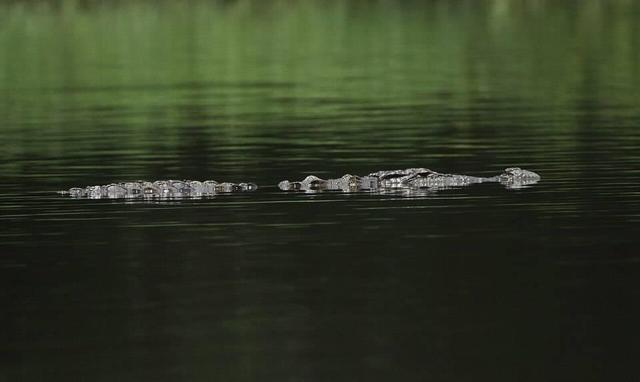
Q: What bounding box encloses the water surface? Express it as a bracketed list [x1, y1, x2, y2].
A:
[1, 1, 639, 381]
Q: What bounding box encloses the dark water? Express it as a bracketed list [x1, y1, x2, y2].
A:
[1, 1, 639, 380]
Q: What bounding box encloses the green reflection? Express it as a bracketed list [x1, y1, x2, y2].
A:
[0, 0, 638, 179]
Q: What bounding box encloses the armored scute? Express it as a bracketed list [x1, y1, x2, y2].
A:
[62, 180, 258, 199]
[278, 167, 540, 192]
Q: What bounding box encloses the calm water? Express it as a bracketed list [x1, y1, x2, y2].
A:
[1, 1, 639, 380]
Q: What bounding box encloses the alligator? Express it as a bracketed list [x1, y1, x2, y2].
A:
[277, 167, 540, 192]
[60, 168, 540, 198]
[60, 180, 258, 199]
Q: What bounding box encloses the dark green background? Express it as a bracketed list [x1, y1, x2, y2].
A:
[1, 1, 639, 381]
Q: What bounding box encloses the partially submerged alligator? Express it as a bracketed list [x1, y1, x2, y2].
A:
[278, 167, 541, 192]
[60, 168, 540, 198]
[61, 180, 257, 199]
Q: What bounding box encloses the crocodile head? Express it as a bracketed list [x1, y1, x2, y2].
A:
[499, 167, 541, 189]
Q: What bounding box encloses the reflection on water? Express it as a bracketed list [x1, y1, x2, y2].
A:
[1, 0, 639, 381]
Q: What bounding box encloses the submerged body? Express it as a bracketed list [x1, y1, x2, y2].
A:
[278, 167, 541, 192]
